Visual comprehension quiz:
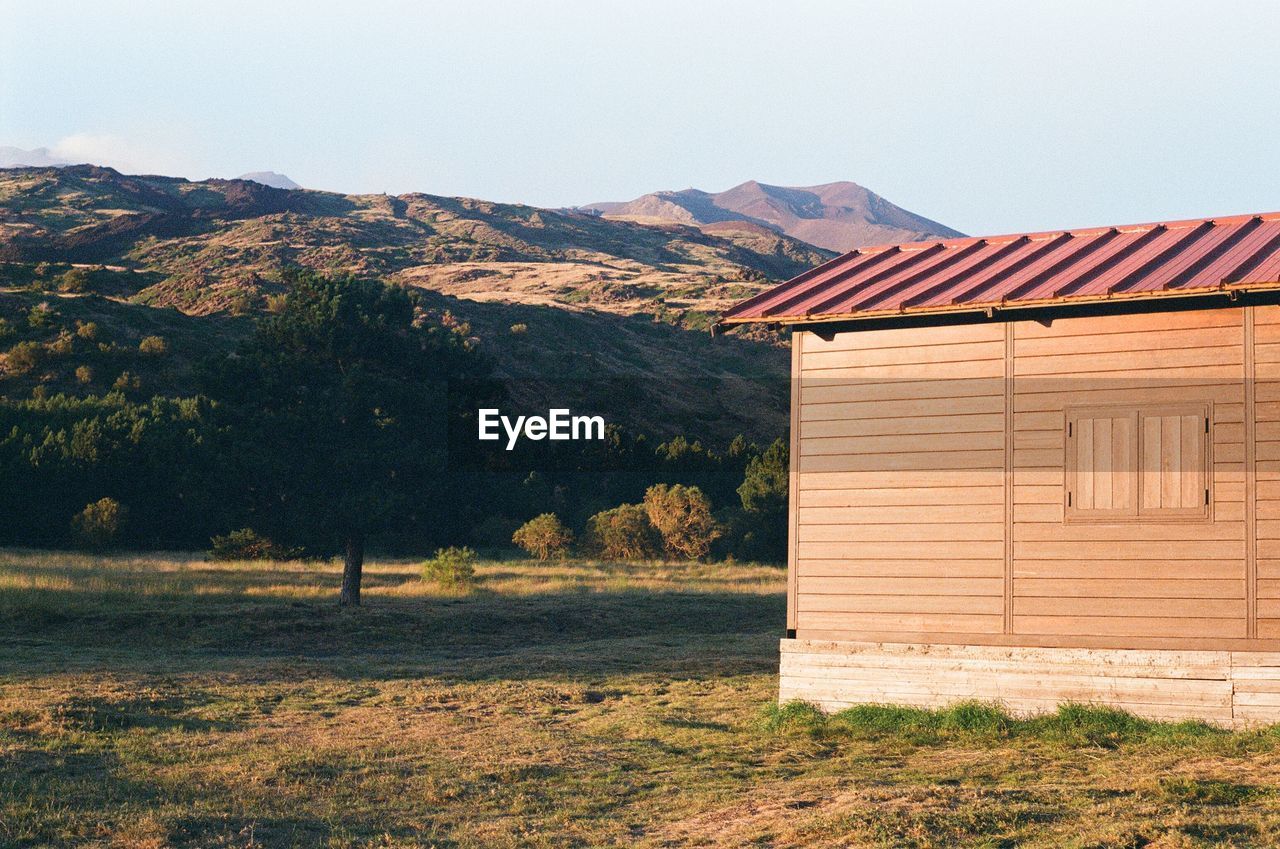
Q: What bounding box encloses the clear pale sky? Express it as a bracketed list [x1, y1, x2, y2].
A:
[4, 0, 1280, 236]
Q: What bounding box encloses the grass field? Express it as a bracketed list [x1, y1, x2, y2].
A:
[4, 552, 1280, 848]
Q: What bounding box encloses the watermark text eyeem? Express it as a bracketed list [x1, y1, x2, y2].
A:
[478, 408, 606, 450]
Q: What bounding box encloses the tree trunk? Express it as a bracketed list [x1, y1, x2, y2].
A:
[340, 534, 364, 606]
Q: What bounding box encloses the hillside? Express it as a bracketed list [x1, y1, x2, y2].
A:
[0, 166, 830, 441]
[581, 179, 963, 252]
[236, 171, 302, 189]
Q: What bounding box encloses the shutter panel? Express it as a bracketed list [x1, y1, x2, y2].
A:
[1138, 410, 1207, 516]
[1067, 409, 1138, 518]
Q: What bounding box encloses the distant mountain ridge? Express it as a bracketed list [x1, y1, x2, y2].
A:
[580, 180, 963, 252]
[0, 146, 72, 168]
[236, 171, 301, 189]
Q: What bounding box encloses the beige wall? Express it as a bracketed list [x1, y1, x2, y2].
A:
[789, 304, 1280, 650]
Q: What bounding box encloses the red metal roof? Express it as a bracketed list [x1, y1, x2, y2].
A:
[720, 211, 1280, 326]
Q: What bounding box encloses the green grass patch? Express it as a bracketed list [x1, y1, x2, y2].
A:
[765, 699, 1271, 751]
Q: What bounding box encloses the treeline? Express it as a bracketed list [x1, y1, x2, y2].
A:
[0, 395, 787, 559]
[0, 272, 788, 600]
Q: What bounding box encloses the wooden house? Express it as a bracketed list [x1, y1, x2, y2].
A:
[720, 212, 1280, 727]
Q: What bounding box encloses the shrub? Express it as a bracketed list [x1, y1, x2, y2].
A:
[739, 438, 788, 515]
[5, 341, 41, 375]
[138, 335, 168, 355]
[512, 513, 573, 561]
[643, 483, 722, 560]
[209, 528, 302, 561]
[585, 504, 661, 560]
[421, 546, 478, 587]
[75, 365, 94, 384]
[0, 318, 13, 340]
[75, 321, 99, 340]
[509, 323, 528, 334]
[45, 330, 73, 356]
[71, 498, 127, 550]
[58, 268, 90, 293]
[226, 291, 255, 316]
[28, 302, 55, 328]
[112, 371, 141, 393]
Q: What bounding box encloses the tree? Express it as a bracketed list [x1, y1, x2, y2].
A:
[71, 497, 127, 550]
[643, 483, 721, 560]
[584, 504, 661, 560]
[512, 513, 573, 561]
[736, 438, 789, 562]
[203, 270, 490, 605]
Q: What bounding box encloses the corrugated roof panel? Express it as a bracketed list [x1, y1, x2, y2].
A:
[813, 240, 991, 315]
[1200, 220, 1280, 286]
[896, 236, 1037, 308]
[1123, 221, 1249, 293]
[721, 211, 1280, 326]
[989, 231, 1117, 303]
[782, 245, 941, 318]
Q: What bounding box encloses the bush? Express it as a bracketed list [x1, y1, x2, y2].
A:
[112, 371, 141, 393]
[58, 268, 90, 293]
[209, 528, 302, 561]
[585, 504, 661, 560]
[138, 335, 168, 355]
[0, 318, 13, 340]
[75, 365, 94, 384]
[71, 498, 127, 550]
[643, 483, 721, 560]
[45, 330, 73, 356]
[512, 513, 573, 561]
[421, 546, 478, 587]
[75, 320, 99, 340]
[509, 323, 528, 334]
[5, 341, 41, 375]
[28, 302, 55, 328]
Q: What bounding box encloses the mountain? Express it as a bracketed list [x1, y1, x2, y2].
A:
[580, 180, 963, 252]
[236, 171, 301, 190]
[0, 165, 835, 440]
[0, 146, 71, 168]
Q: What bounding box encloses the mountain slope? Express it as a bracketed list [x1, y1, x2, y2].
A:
[581, 179, 963, 252]
[236, 171, 301, 189]
[0, 166, 824, 441]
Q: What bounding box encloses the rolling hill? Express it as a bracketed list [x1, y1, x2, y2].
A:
[580, 179, 963, 252]
[0, 166, 847, 441]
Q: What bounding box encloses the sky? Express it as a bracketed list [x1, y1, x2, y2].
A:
[3, 0, 1280, 236]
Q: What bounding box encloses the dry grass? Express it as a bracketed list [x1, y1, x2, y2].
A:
[4, 549, 1280, 847]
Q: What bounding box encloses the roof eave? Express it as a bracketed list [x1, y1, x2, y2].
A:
[716, 280, 1280, 331]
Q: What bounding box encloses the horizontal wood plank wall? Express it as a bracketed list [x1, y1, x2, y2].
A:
[792, 306, 1263, 649]
[795, 323, 1007, 637]
[780, 639, 1280, 727]
[1253, 306, 1280, 641]
[1010, 308, 1247, 641]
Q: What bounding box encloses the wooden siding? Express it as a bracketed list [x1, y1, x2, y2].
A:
[789, 305, 1279, 650]
[780, 639, 1280, 727]
[1254, 305, 1280, 638]
[795, 323, 1007, 637]
[1011, 309, 1245, 642]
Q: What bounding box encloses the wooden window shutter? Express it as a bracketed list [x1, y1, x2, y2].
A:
[1138, 406, 1211, 519]
[1065, 403, 1211, 523]
[1066, 408, 1138, 520]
